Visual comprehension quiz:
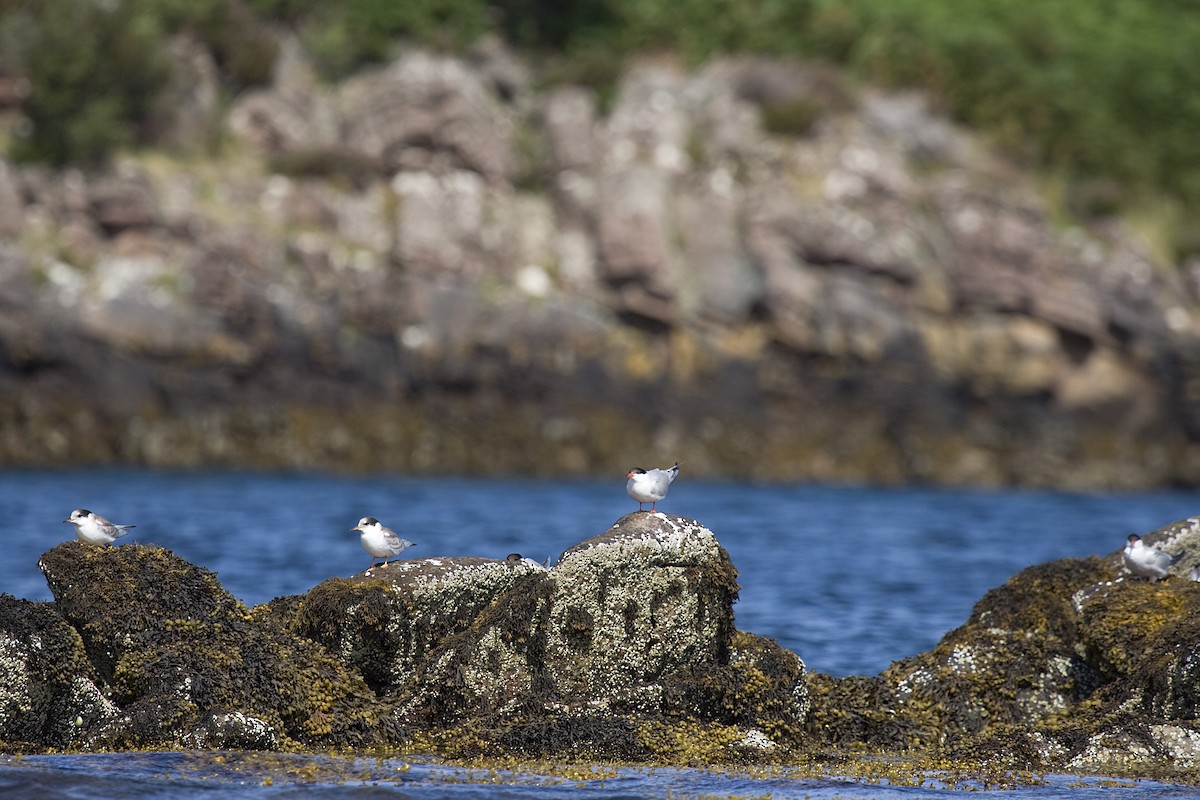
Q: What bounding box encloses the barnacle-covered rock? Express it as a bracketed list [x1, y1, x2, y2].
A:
[292, 555, 547, 695]
[543, 513, 740, 711]
[0, 595, 117, 749]
[813, 513, 1200, 778]
[37, 542, 388, 750]
[881, 555, 1113, 754]
[285, 513, 808, 760]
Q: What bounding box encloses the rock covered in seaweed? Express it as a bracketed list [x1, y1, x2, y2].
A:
[288, 512, 808, 759]
[803, 514, 1200, 779]
[0, 595, 117, 748]
[36, 542, 389, 751]
[543, 513, 739, 710]
[2, 514, 808, 761]
[292, 555, 547, 695]
[14, 511, 1200, 776]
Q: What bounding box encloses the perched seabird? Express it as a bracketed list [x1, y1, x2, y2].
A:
[351, 516, 415, 569]
[626, 462, 680, 513]
[1123, 534, 1182, 582]
[64, 508, 135, 546]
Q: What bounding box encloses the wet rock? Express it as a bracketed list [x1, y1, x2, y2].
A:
[806, 513, 1200, 777]
[0, 513, 806, 760]
[37, 542, 388, 750]
[287, 513, 806, 759]
[293, 555, 547, 695]
[0, 595, 117, 748]
[5, 512, 1200, 775]
[880, 556, 1114, 751]
[544, 513, 739, 709]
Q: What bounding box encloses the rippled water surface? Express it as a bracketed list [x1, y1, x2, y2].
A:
[2, 469, 1198, 798]
[1, 752, 1196, 799]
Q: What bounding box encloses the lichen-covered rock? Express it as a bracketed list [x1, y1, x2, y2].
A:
[803, 513, 1200, 779]
[281, 513, 807, 760]
[881, 556, 1113, 751]
[14, 509, 1200, 775]
[0, 595, 117, 748]
[392, 570, 554, 726]
[544, 513, 739, 711]
[292, 556, 547, 694]
[37, 542, 388, 750]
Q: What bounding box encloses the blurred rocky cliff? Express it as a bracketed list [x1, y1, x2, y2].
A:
[2, 39, 1199, 486]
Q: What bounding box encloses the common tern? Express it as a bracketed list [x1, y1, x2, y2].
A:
[626, 462, 680, 512]
[64, 508, 135, 546]
[351, 516, 415, 569]
[1123, 534, 1181, 582]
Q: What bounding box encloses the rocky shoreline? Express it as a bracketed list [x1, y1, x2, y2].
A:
[3, 510, 1200, 782]
[2, 41, 1200, 487]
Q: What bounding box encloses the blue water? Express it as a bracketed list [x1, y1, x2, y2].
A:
[0, 752, 1195, 799]
[2, 469, 1199, 798]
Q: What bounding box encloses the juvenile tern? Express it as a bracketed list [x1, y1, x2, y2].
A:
[352, 516, 415, 569]
[626, 462, 680, 513]
[1123, 534, 1181, 582]
[64, 508, 135, 546]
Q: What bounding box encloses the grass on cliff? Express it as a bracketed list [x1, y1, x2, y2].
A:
[1, 0, 1197, 257]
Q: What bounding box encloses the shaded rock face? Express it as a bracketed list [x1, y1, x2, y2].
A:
[293, 556, 546, 695]
[0, 596, 116, 748]
[36, 543, 387, 750]
[1, 46, 1199, 487]
[544, 514, 738, 708]
[805, 514, 1200, 778]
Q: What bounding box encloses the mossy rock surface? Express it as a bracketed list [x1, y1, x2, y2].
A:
[10, 514, 1200, 778]
[37, 542, 389, 750]
[0, 594, 116, 748]
[274, 513, 805, 761]
[801, 516, 1200, 777]
[292, 556, 547, 694]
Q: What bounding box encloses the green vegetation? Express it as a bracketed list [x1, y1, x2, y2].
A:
[1, 0, 1197, 249]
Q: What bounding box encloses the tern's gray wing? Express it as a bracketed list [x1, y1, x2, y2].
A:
[382, 529, 413, 553]
[1160, 549, 1184, 569]
[646, 470, 672, 495]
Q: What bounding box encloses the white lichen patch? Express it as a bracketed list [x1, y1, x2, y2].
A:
[544, 514, 735, 706]
[333, 556, 548, 692]
[1068, 729, 1155, 773]
[183, 711, 278, 750]
[562, 514, 724, 566]
[458, 626, 534, 714]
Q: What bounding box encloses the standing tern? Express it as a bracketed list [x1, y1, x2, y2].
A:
[626, 462, 680, 513]
[1123, 534, 1182, 582]
[64, 509, 135, 546]
[352, 516, 415, 570]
